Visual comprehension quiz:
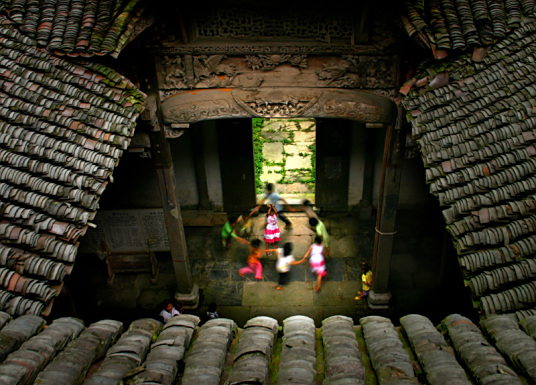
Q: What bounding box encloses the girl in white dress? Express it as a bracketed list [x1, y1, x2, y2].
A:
[264, 204, 281, 254]
[297, 236, 327, 292]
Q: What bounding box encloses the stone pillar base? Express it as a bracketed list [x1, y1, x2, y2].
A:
[367, 290, 391, 310]
[175, 284, 199, 309]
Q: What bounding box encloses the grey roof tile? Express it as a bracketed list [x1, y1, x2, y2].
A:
[0, 312, 534, 383]
[0, 0, 153, 58]
[403, 9, 536, 318]
[0, 11, 144, 317]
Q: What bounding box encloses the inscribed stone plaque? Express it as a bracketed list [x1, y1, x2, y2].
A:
[139, 209, 170, 251]
[101, 210, 145, 252]
[85, 209, 171, 253]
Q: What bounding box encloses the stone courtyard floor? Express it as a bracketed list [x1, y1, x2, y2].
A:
[56, 207, 475, 329]
[184, 211, 374, 327]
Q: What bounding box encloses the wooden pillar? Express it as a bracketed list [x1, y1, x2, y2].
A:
[192, 123, 211, 211]
[138, 56, 198, 306]
[360, 124, 376, 218]
[369, 105, 406, 309]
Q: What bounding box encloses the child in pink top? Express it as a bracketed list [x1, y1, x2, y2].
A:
[297, 236, 327, 292]
[264, 204, 281, 254]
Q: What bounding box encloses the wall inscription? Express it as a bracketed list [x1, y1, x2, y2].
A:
[79, 209, 170, 253]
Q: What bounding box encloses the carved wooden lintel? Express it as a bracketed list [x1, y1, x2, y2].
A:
[158, 54, 398, 94]
[161, 88, 393, 123]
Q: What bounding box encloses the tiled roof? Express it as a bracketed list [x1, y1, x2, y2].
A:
[0, 312, 534, 384]
[0, 0, 153, 58]
[0, 14, 145, 317]
[402, 18, 536, 318]
[403, 0, 536, 59]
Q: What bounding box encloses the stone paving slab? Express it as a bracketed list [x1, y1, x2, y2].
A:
[285, 154, 312, 169]
[202, 281, 244, 306]
[242, 281, 315, 306]
[263, 142, 284, 162]
[263, 131, 290, 141]
[330, 234, 358, 259]
[312, 281, 361, 306]
[293, 131, 315, 142]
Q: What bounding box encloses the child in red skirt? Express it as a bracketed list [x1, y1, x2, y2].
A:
[264, 204, 281, 255]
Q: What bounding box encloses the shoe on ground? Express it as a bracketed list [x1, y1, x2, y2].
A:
[284, 223, 293, 229]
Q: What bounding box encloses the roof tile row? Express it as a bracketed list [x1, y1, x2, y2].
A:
[403, 0, 536, 57]
[402, 15, 536, 317]
[1, 0, 152, 58]
[0, 13, 145, 317]
[3, 312, 536, 384]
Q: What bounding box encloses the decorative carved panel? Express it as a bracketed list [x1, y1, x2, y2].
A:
[194, 8, 355, 43]
[245, 54, 307, 71]
[161, 88, 393, 124]
[157, 54, 399, 95]
[163, 92, 243, 122]
[233, 89, 321, 118]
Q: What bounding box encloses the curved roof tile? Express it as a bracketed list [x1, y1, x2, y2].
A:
[403, 0, 536, 59]
[0, 312, 534, 383]
[0, 14, 145, 317]
[0, 0, 153, 58]
[402, 17, 536, 318]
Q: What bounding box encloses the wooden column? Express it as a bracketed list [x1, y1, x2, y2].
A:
[192, 123, 211, 211]
[138, 56, 197, 305]
[369, 106, 406, 309]
[151, 128, 194, 294]
[360, 123, 377, 218]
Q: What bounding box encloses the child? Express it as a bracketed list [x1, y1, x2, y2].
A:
[239, 239, 278, 280]
[308, 217, 332, 257]
[297, 236, 327, 292]
[275, 242, 300, 290]
[221, 215, 249, 251]
[356, 262, 373, 300]
[201, 302, 220, 325]
[206, 302, 219, 320]
[258, 183, 295, 229]
[159, 299, 181, 323]
[236, 205, 261, 240]
[264, 204, 281, 254]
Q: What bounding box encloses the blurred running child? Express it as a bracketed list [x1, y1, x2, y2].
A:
[275, 242, 300, 290]
[296, 236, 327, 292]
[264, 204, 281, 254]
[239, 239, 278, 280]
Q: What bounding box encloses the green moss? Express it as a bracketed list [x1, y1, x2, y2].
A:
[270, 329, 283, 383]
[316, 328, 325, 382]
[398, 327, 424, 382]
[253, 118, 316, 193]
[252, 118, 265, 194]
[355, 326, 378, 384]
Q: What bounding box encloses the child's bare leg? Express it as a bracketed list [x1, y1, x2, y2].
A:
[316, 274, 322, 292]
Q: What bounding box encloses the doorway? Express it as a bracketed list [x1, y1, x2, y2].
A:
[253, 118, 316, 205]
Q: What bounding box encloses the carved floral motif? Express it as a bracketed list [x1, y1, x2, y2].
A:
[162, 88, 393, 123]
[316, 55, 396, 88]
[245, 54, 308, 71]
[164, 98, 243, 123]
[160, 55, 239, 90]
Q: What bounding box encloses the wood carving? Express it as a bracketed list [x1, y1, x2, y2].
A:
[162, 89, 393, 123]
[160, 55, 239, 90]
[245, 54, 308, 71]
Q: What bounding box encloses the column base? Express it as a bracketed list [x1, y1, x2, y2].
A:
[367, 290, 391, 310]
[175, 284, 199, 309]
